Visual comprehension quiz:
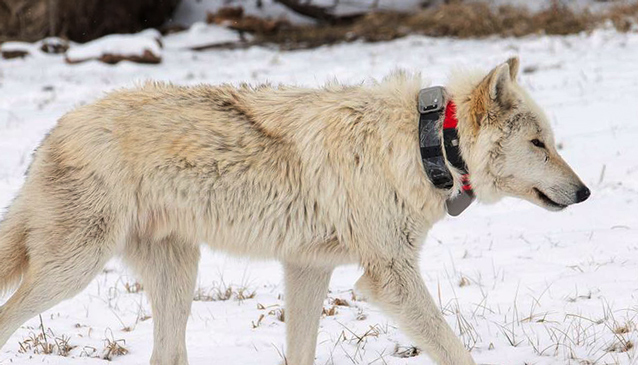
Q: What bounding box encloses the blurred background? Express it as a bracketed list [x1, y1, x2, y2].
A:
[2, 0, 638, 54]
[1, 1, 638, 365]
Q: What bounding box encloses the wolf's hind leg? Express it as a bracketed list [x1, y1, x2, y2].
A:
[0, 225, 116, 349]
[283, 263, 333, 365]
[124, 234, 199, 365]
[356, 259, 476, 365]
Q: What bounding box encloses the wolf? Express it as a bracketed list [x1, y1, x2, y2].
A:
[0, 57, 589, 365]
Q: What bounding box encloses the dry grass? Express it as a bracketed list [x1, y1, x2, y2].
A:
[459, 276, 471, 287]
[207, 1, 638, 50]
[102, 330, 129, 361]
[323, 305, 338, 317]
[193, 280, 256, 302]
[123, 281, 143, 294]
[404, 1, 596, 38]
[252, 313, 266, 328]
[332, 297, 350, 307]
[18, 315, 76, 357]
[320, 296, 352, 317]
[18, 330, 75, 356]
[607, 2, 638, 32]
[269, 308, 286, 322]
[18, 317, 134, 361]
[252, 302, 286, 327]
[393, 344, 420, 358]
[319, 320, 391, 364]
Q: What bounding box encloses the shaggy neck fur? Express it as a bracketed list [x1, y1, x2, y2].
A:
[445, 69, 500, 203]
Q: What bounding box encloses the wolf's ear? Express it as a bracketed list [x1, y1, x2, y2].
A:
[506, 56, 519, 81]
[468, 61, 516, 131]
[487, 63, 511, 101]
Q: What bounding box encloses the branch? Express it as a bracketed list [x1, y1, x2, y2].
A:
[273, 0, 363, 25]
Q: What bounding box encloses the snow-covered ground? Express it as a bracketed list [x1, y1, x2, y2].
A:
[1, 27, 637, 365]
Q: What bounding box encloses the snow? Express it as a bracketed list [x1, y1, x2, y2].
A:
[1, 27, 638, 365]
[0, 42, 35, 53]
[163, 22, 249, 50]
[65, 30, 162, 63]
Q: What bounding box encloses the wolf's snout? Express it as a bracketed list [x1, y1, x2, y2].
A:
[574, 185, 591, 203]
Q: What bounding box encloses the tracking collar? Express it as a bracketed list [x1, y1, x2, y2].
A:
[418, 86, 475, 216]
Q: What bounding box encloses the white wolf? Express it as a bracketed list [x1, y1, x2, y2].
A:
[0, 57, 589, 365]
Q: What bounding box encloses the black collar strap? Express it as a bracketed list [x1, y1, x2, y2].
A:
[418, 87, 475, 216]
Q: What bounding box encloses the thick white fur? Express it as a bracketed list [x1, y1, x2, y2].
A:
[0, 58, 587, 365]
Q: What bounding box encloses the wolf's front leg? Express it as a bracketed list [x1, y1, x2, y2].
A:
[283, 263, 333, 365]
[356, 259, 476, 365]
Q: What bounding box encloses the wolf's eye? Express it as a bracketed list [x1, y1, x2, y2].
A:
[531, 139, 546, 148]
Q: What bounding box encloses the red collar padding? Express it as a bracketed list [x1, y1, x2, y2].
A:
[443, 101, 459, 129]
[441, 101, 472, 192]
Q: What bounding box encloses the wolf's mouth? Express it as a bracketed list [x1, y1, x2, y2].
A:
[533, 188, 567, 210]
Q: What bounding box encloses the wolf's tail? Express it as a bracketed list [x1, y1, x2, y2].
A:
[0, 209, 28, 296]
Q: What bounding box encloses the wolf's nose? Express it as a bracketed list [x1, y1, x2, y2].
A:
[575, 186, 591, 203]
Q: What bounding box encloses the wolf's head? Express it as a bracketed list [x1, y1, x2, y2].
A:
[451, 57, 589, 211]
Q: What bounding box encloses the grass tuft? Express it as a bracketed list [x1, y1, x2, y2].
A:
[17, 315, 76, 357]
